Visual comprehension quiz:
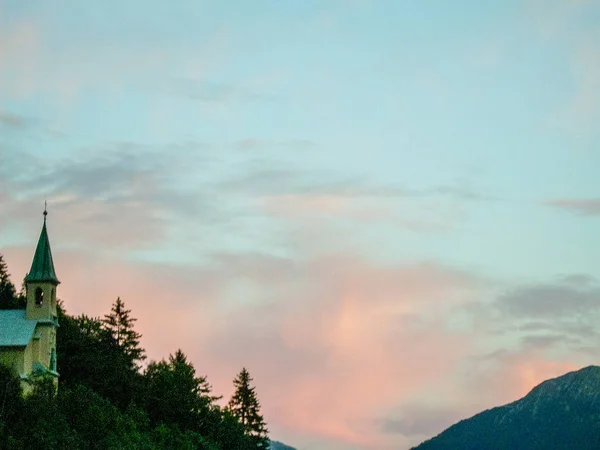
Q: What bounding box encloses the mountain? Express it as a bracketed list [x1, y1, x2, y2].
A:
[270, 440, 297, 450]
[412, 365, 600, 450]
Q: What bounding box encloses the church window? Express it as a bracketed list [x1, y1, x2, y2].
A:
[51, 288, 56, 306]
[35, 287, 44, 306]
[50, 348, 57, 372]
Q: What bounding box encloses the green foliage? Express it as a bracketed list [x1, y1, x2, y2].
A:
[18, 376, 78, 449]
[212, 408, 260, 450]
[0, 254, 24, 309]
[0, 363, 24, 448]
[27, 373, 57, 401]
[152, 423, 219, 450]
[143, 349, 221, 433]
[227, 367, 270, 448]
[102, 297, 146, 369]
[57, 307, 143, 409]
[57, 300, 260, 449]
[59, 384, 151, 450]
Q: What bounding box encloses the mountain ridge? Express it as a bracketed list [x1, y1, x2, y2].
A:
[270, 440, 297, 450]
[412, 365, 600, 450]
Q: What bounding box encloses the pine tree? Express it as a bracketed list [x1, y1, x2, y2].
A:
[227, 367, 269, 448]
[102, 297, 146, 369]
[0, 254, 22, 309]
[17, 276, 27, 304]
[144, 349, 221, 432]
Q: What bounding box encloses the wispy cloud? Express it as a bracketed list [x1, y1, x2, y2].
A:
[0, 110, 33, 129]
[380, 404, 466, 439]
[0, 142, 225, 252]
[232, 138, 318, 151]
[546, 198, 600, 216]
[498, 280, 600, 318]
[175, 79, 276, 104]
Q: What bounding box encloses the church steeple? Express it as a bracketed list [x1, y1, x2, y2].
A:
[23, 205, 60, 384]
[25, 204, 59, 285]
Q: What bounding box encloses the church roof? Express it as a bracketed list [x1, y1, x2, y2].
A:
[0, 310, 37, 347]
[25, 213, 59, 285]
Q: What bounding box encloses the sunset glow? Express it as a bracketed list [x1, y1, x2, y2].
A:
[1, 1, 599, 448]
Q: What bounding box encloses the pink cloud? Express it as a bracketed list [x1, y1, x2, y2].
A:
[257, 193, 465, 234]
[258, 194, 354, 216]
[454, 347, 583, 414]
[192, 256, 481, 448]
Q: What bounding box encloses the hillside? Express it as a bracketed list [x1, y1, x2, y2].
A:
[412, 365, 600, 450]
[270, 441, 297, 450]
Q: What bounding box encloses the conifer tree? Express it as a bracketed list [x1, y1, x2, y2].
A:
[144, 349, 221, 432]
[0, 254, 21, 309]
[17, 276, 27, 304]
[227, 367, 269, 448]
[102, 297, 146, 368]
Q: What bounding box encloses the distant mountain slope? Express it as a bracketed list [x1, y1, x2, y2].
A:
[412, 365, 600, 450]
[270, 440, 296, 450]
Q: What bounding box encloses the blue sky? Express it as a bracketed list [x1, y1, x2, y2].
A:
[1, 1, 600, 448]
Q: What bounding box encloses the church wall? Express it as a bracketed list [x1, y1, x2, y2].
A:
[26, 282, 57, 322]
[31, 336, 40, 365]
[22, 341, 33, 375]
[36, 325, 55, 368]
[0, 348, 25, 375]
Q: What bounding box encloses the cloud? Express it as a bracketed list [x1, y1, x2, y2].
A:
[498, 281, 600, 318]
[216, 164, 406, 198]
[462, 347, 582, 404]
[377, 333, 585, 445]
[218, 162, 494, 202]
[0, 110, 33, 129]
[191, 254, 483, 447]
[546, 198, 600, 216]
[489, 275, 600, 354]
[0, 142, 226, 253]
[380, 405, 464, 438]
[211, 161, 493, 235]
[232, 138, 318, 151]
[559, 273, 597, 286]
[0, 12, 228, 104]
[175, 79, 276, 104]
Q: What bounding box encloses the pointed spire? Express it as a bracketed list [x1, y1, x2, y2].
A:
[25, 205, 60, 285]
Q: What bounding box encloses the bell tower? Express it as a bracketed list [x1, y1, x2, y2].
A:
[25, 205, 59, 375]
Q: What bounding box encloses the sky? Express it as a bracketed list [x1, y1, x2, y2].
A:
[1, 0, 599, 448]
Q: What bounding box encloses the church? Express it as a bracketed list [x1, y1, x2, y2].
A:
[0, 209, 60, 391]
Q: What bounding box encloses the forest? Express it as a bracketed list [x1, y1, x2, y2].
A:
[0, 254, 270, 449]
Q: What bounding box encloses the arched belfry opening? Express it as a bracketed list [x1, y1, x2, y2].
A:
[35, 287, 44, 306]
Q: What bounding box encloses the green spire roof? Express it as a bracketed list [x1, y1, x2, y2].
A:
[26, 211, 59, 285]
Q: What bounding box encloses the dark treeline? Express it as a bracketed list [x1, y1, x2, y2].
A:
[0, 254, 269, 449]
